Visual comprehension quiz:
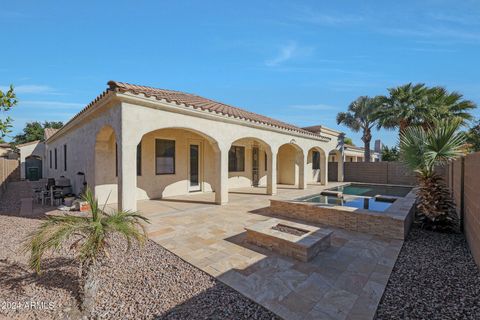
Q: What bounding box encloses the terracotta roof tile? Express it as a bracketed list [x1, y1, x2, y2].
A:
[48, 81, 334, 141]
[302, 125, 323, 134]
[108, 81, 323, 136]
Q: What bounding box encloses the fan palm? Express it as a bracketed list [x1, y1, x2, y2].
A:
[399, 119, 466, 231]
[377, 83, 430, 132]
[337, 96, 381, 162]
[426, 87, 476, 126]
[25, 188, 149, 315]
[378, 83, 476, 132]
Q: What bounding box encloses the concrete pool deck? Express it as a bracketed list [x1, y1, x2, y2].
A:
[130, 184, 404, 320]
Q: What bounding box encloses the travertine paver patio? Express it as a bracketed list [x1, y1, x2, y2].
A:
[139, 184, 403, 320]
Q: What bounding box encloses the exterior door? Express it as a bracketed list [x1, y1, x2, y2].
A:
[189, 144, 201, 191]
[252, 146, 259, 187]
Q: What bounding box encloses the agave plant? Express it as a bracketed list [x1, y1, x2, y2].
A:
[25, 188, 149, 315]
[399, 119, 466, 231]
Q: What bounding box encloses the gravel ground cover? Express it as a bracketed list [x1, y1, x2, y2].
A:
[0, 184, 279, 320]
[376, 227, 480, 320]
[0, 181, 36, 215]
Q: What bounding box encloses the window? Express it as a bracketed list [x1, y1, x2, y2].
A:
[137, 142, 142, 176]
[264, 152, 267, 171]
[49, 150, 52, 168]
[63, 145, 67, 171]
[54, 148, 58, 170]
[155, 139, 175, 174]
[228, 146, 245, 172]
[312, 151, 320, 170]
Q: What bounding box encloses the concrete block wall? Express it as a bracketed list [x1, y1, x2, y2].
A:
[446, 152, 480, 268]
[328, 162, 338, 181]
[341, 162, 423, 186]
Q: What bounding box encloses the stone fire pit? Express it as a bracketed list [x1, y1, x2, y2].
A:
[245, 218, 332, 262]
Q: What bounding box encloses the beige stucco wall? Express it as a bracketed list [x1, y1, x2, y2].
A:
[45, 91, 343, 209]
[277, 144, 301, 185]
[45, 100, 122, 201]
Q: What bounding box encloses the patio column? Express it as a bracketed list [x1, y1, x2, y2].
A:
[267, 149, 277, 195]
[320, 153, 328, 186]
[118, 142, 137, 211]
[337, 153, 344, 182]
[298, 151, 307, 189]
[215, 145, 229, 205]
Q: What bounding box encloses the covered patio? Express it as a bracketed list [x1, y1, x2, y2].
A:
[117, 184, 403, 320]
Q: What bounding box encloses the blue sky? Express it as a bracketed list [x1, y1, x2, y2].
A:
[1, 0, 479, 147]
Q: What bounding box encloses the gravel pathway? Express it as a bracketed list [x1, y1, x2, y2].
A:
[0, 213, 279, 319]
[0, 181, 36, 215]
[375, 227, 480, 320]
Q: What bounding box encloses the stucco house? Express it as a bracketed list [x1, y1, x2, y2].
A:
[17, 128, 59, 181]
[22, 81, 346, 211]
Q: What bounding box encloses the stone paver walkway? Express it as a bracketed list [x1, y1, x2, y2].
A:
[135, 185, 403, 320]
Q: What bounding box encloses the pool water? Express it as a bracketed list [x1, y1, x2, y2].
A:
[298, 194, 393, 212]
[327, 183, 412, 198]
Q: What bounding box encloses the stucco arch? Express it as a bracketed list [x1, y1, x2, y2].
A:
[228, 136, 273, 189]
[277, 142, 304, 187]
[328, 148, 344, 182]
[134, 126, 222, 201]
[306, 146, 327, 184]
[94, 125, 118, 204]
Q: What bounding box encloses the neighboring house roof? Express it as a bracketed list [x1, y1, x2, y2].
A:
[44, 128, 60, 140]
[16, 140, 41, 148]
[48, 81, 340, 142]
[344, 144, 379, 156]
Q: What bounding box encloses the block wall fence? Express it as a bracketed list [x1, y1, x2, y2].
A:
[447, 152, 480, 268]
[0, 158, 20, 197]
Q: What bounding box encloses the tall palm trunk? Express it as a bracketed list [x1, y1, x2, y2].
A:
[362, 128, 372, 162]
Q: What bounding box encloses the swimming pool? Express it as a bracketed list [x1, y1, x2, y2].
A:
[298, 194, 393, 212]
[327, 183, 412, 198]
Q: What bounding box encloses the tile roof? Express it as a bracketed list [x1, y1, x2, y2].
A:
[302, 125, 323, 134]
[48, 81, 336, 141]
[44, 128, 60, 140]
[108, 81, 324, 136]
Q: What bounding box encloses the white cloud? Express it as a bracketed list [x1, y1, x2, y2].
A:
[379, 26, 480, 44]
[265, 42, 314, 67]
[292, 6, 363, 26]
[289, 104, 337, 111]
[265, 42, 298, 67]
[0, 84, 57, 94]
[20, 100, 85, 109]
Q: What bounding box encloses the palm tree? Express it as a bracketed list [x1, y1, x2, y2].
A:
[337, 96, 381, 162]
[399, 119, 466, 231]
[377, 83, 430, 132]
[25, 188, 149, 315]
[377, 83, 476, 132]
[426, 87, 476, 126]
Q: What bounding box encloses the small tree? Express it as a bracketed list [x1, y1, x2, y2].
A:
[13, 121, 63, 145]
[399, 119, 465, 231]
[381, 146, 399, 162]
[26, 189, 149, 315]
[0, 85, 17, 141]
[466, 120, 480, 152]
